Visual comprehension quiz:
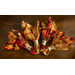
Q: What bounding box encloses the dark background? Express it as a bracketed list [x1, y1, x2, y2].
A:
[0, 15, 75, 59]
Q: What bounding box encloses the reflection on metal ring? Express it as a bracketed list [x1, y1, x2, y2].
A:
[41, 40, 47, 46]
[26, 44, 32, 51]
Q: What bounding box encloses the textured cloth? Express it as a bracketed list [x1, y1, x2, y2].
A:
[21, 20, 40, 54]
[2, 29, 37, 55]
[2, 18, 74, 56]
[41, 32, 74, 56]
[41, 17, 58, 41]
[52, 32, 74, 50]
[41, 17, 58, 55]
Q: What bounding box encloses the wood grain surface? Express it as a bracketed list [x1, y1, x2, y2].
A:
[0, 15, 75, 59]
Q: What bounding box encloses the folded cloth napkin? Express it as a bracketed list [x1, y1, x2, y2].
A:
[41, 17, 58, 54]
[21, 20, 40, 54]
[41, 32, 74, 55]
[2, 29, 37, 55]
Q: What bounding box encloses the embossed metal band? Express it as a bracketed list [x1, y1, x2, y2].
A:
[26, 44, 32, 51]
[33, 40, 39, 45]
[47, 46, 54, 51]
[41, 40, 47, 46]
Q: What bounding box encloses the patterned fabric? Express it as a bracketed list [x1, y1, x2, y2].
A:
[2, 18, 75, 56]
[41, 17, 58, 41]
[41, 48, 49, 56]
[41, 17, 58, 54]
[21, 21, 33, 40]
[2, 29, 37, 55]
[41, 32, 74, 56]
[21, 20, 40, 54]
[32, 20, 40, 54]
[52, 32, 74, 50]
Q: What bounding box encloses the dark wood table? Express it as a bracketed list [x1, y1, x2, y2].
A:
[0, 15, 75, 59]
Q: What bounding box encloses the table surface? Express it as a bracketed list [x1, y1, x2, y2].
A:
[0, 15, 75, 59]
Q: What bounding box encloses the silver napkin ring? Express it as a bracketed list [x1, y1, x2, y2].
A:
[41, 40, 47, 46]
[26, 44, 32, 51]
[33, 40, 39, 45]
[47, 45, 54, 51]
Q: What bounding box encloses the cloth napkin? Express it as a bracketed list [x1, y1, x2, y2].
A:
[41, 17, 58, 54]
[21, 20, 40, 54]
[2, 29, 37, 55]
[41, 32, 74, 55]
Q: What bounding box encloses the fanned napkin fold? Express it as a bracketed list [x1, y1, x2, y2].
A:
[41, 32, 74, 55]
[41, 17, 58, 54]
[2, 29, 37, 55]
[21, 20, 40, 54]
[2, 18, 74, 56]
